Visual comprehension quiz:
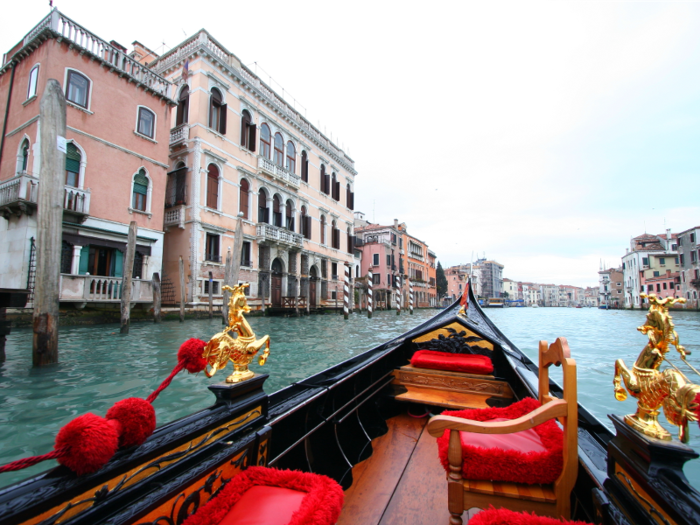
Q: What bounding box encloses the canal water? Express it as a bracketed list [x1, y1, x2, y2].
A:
[1, 307, 699, 489]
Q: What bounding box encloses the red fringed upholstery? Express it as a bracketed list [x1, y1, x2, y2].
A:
[469, 507, 593, 525]
[437, 397, 564, 485]
[181, 467, 344, 525]
[411, 350, 494, 374]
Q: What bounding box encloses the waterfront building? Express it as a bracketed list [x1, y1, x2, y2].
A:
[0, 11, 174, 306]
[502, 277, 517, 302]
[445, 266, 467, 302]
[598, 267, 623, 308]
[427, 250, 437, 306]
[676, 226, 700, 307]
[621, 231, 677, 309]
[540, 284, 559, 307]
[474, 258, 503, 300]
[583, 286, 599, 307]
[396, 222, 436, 308]
[148, 30, 356, 309]
[354, 220, 401, 310]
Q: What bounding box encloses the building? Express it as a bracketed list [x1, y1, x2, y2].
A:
[502, 278, 518, 302]
[0, 10, 174, 306]
[427, 250, 437, 306]
[148, 29, 356, 309]
[598, 267, 623, 308]
[354, 220, 401, 310]
[677, 226, 700, 307]
[396, 222, 436, 308]
[475, 259, 503, 299]
[621, 231, 677, 309]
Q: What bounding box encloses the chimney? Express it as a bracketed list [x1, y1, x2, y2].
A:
[394, 219, 398, 228]
[666, 228, 671, 240]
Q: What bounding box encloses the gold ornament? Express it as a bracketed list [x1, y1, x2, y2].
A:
[203, 284, 270, 383]
[613, 294, 700, 442]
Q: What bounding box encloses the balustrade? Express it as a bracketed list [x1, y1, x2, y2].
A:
[256, 223, 303, 248]
[170, 124, 189, 145]
[164, 205, 185, 229]
[0, 174, 38, 207]
[63, 186, 90, 214]
[257, 156, 300, 189]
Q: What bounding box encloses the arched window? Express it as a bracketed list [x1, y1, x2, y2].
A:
[65, 142, 81, 187]
[136, 107, 156, 139]
[273, 133, 284, 166]
[331, 220, 340, 249]
[132, 168, 149, 212]
[320, 164, 329, 194]
[331, 172, 338, 201]
[301, 205, 310, 239]
[206, 164, 219, 209]
[17, 138, 30, 174]
[273, 195, 282, 227]
[260, 124, 271, 159]
[346, 183, 354, 210]
[66, 70, 90, 108]
[320, 215, 326, 245]
[239, 179, 250, 219]
[176, 85, 189, 126]
[301, 150, 308, 182]
[240, 110, 256, 151]
[285, 200, 294, 231]
[166, 162, 187, 207]
[258, 188, 269, 223]
[286, 141, 296, 173]
[347, 226, 353, 254]
[209, 88, 226, 134]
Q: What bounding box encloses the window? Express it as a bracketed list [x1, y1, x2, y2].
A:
[209, 88, 226, 134]
[240, 110, 256, 151]
[320, 215, 326, 244]
[176, 85, 189, 126]
[372, 273, 380, 284]
[656, 284, 661, 292]
[286, 141, 296, 173]
[653, 271, 660, 277]
[642, 257, 649, 266]
[347, 227, 352, 254]
[205, 233, 220, 263]
[136, 107, 155, 139]
[331, 172, 339, 201]
[133, 251, 143, 279]
[387, 255, 391, 267]
[239, 179, 250, 219]
[675, 257, 679, 265]
[285, 200, 294, 231]
[659, 257, 666, 265]
[373, 253, 379, 266]
[258, 188, 269, 223]
[132, 168, 149, 211]
[346, 184, 354, 210]
[204, 280, 220, 295]
[66, 70, 90, 108]
[663, 283, 667, 290]
[691, 233, 696, 243]
[241, 241, 251, 267]
[332, 220, 340, 249]
[17, 139, 29, 174]
[301, 206, 311, 239]
[332, 262, 338, 280]
[206, 164, 219, 209]
[27, 65, 39, 99]
[274, 133, 284, 166]
[65, 142, 81, 187]
[692, 251, 698, 263]
[272, 195, 282, 227]
[260, 124, 271, 159]
[680, 254, 685, 265]
[320, 164, 330, 194]
[301, 151, 308, 182]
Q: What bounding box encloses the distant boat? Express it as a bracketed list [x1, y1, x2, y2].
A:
[531, 304, 539, 308]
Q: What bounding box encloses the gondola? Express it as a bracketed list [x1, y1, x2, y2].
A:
[0, 284, 698, 525]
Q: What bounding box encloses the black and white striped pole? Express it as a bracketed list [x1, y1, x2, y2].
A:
[408, 278, 414, 315]
[367, 270, 373, 319]
[395, 275, 401, 316]
[343, 264, 350, 320]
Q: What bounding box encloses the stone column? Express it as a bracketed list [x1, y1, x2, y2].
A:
[71, 245, 82, 275]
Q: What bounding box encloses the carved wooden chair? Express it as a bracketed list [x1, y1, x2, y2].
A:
[427, 337, 578, 525]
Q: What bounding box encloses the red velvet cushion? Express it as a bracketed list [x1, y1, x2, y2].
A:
[220, 485, 306, 525]
[437, 397, 564, 485]
[461, 418, 547, 454]
[469, 507, 593, 525]
[411, 350, 494, 374]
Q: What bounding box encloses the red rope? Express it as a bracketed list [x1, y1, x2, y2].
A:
[146, 362, 185, 404]
[0, 447, 65, 473]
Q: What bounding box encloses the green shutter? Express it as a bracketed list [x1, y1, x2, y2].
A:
[78, 245, 89, 274]
[114, 250, 123, 277]
[133, 169, 148, 195]
[66, 143, 81, 173]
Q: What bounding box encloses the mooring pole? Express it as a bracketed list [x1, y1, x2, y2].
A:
[32, 79, 66, 366]
[179, 256, 185, 322]
[343, 264, 350, 320]
[367, 270, 373, 319]
[208, 271, 213, 319]
[120, 221, 137, 334]
[396, 275, 401, 316]
[222, 248, 232, 323]
[152, 272, 161, 323]
[408, 277, 414, 315]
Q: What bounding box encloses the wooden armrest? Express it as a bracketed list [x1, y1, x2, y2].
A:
[426, 399, 568, 437]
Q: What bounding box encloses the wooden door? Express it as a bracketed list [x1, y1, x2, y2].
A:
[271, 275, 282, 307]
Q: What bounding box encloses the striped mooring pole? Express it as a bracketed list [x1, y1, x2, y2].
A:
[408, 278, 414, 315]
[395, 275, 401, 316]
[343, 264, 350, 320]
[367, 270, 373, 319]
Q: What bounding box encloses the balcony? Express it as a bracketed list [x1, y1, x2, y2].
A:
[170, 124, 189, 146]
[63, 186, 91, 221]
[59, 274, 153, 303]
[0, 174, 90, 221]
[256, 223, 303, 248]
[257, 156, 301, 189]
[164, 205, 186, 229]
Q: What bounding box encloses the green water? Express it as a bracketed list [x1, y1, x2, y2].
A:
[1, 307, 699, 490]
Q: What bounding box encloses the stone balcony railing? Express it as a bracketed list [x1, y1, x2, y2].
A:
[63, 186, 90, 214]
[170, 124, 189, 146]
[60, 274, 154, 303]
[164, 205, 186, 229]
[257, 157, 301, 189]
[0, 173, 90, 218]
[256, 223, 303, 248]
[0, 173, 38, 207]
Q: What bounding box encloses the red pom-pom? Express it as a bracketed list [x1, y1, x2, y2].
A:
[178, 338, 207, 374]
[106, 398, 156, 448]
[54, 413, 120, 475]
[694, 393, 700, 429]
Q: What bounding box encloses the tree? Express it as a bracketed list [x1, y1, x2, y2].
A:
[436, 261, 447, 298]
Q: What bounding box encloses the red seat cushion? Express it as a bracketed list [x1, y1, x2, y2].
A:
[437, 397, 564, 485]
[461, 418, 547, 454]
[411, 350, 494, 374]
[220, 485, 306, 525]
[181, 467, 344, 525]
[469, 507, 594, 525]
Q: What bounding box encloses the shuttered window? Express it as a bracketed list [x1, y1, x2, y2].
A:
[65, 143, 81, 187]
[207, 164, 219, 209]
[209, 88, 226, 134]
[274, 133, 284, 166]
[239, 179, 249, 219]
[260, 124, 271, 158]
[132, 169, 148, 211]
[286, 141, 296, 173]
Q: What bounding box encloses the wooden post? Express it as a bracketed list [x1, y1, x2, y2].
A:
[208, 271, 213, 319]
[261, 275, 267, 314]
[222, 249, 232, 323]
[179, 256, 185, 322]
[152, 272, 161, 323]
[32, 79, 66, 366]
[223, 214, 244, 322]
[120, 221, 137, 334]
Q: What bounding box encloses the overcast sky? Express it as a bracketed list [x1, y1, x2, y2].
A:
[3, 1, 699, 287]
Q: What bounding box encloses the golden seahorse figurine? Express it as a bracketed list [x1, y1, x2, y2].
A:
[613, 293, 700, 442]
[203, 284, 270, 383]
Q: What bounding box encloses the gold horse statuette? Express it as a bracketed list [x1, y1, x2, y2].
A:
[203, 284, 270, 383]
[613, 293, 700, 442]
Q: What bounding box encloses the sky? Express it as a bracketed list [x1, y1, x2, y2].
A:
[2, 1, 699, 287]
